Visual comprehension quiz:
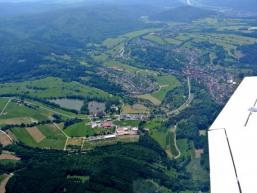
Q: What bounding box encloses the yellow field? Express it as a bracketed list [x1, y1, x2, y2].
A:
[137, 95, 161, 106]
[122, 104, 149, 114]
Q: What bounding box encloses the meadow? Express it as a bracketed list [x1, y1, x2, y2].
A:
[0, 77, 112, 99]
[138, 74, 180, 105]
[10, 124, 66, 149]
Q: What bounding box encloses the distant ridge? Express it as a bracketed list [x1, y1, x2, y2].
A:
[152, 5, 217, 22]
[188, 0, 257, 12]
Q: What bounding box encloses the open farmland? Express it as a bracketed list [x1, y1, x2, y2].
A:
[11, 124, 66, 149]
[26, 127, 45, 143]
[122, 104, 149, 114]
[136, 75, 180, 105]
[0, 100, 51, 126]
[0, 133, 12, 146]
[64, 121, 100, 137]
[0, 77, 112, 99]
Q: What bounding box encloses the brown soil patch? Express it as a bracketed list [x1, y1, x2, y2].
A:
[26, 127, 45, 143]
[0, 154, 20, 161]
[6, 131, 17, 142]
[67, 138, 83, 146]
[0, 134, 12, 146]
[195, 149, 204, 158]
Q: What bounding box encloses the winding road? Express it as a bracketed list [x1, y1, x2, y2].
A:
[0, 98, 13, 143]
[173, 126, 181, 160]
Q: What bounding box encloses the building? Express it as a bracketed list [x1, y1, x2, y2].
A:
[102, 121, 113, 129]
[90, 121, 101, 128]
[116, 127, 138, 136]
[209, 77, 257, 193]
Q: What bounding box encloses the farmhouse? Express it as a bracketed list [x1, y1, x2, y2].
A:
[90, 121, 101, 128]
[116, 127, 138, 136]
[102, 121, 113, 129]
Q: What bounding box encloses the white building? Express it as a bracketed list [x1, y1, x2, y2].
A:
[209, 77, 257, 193]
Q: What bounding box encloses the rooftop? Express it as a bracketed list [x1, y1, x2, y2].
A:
[209, 77, 257, 193]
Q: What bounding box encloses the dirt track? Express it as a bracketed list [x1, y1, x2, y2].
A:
[0, 174, 13, 193]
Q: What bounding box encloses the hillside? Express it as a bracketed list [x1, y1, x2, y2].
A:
[152, 6, 217, 22]
[190, 0, 257, 12]
[0, 4, 159, 82]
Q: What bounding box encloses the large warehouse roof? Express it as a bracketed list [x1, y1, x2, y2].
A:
[209, 77, 257, 193]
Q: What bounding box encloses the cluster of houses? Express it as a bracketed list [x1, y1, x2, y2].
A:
[88, 120, 139, 141]
[119, 113, 149, 121]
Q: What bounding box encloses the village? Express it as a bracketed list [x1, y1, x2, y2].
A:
[86, 112, 149, 142]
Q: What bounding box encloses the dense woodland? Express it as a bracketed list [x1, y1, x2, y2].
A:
[2, 135, 208, 193]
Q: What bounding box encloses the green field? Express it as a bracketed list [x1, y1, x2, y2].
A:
[138, 75, 180, 105]
[83, 135, 140, 150]
[64, 121, 95, 137]
[150, 128, 178, 159]
[0, 98, 9, 111]
[0, 77, 112, 99]
[144, 119, 163, 130]
[0, 100, 52, 126]
[177, 139, 191, 157]
[143, 34, 166, 45]
[186, 158, 209, 183]
[64, 121, 115, 137]
[152, 75, 181, 101]
[11, 124, 66, 149]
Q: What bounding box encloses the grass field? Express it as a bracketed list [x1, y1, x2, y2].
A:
[152, 75, 181, 101]
[144, 119, 163, 130]
[137, 94, 161, 106]
[143, 34, 166, 45]
[137, 75, 180, 105]
[11, 124, 66, 149]
[0, 77, 112, 99]
[0, 98, 9, 111]
[186, 158, 209, 183]
[0, 100, 51, 126]
[64, 121, 106, 137]
[150, 128, 178, 159]
[177, 139, 191, 157]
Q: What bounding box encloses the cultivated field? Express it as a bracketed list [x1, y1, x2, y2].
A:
[122, 104, 149, 114]
[11, 124, 66, 149]
[0, 133, 12, 146]
[26, 127, 45, 143]
[0, 77, 112, 99]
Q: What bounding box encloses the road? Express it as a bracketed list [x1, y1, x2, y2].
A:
[0, 98, 14, 143]
[0, 130, 13, 143]
[0, 173, 13, 193]
[53, 123, 70, 151]
[173, 126, 181, 160]
[0, 98, 12, 116]
[167, 76, 193, 116]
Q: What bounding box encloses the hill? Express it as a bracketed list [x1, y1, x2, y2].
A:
[152, 6, 217, 22]
[0, 4, 159, 82]
[190, 0, 257, 12]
